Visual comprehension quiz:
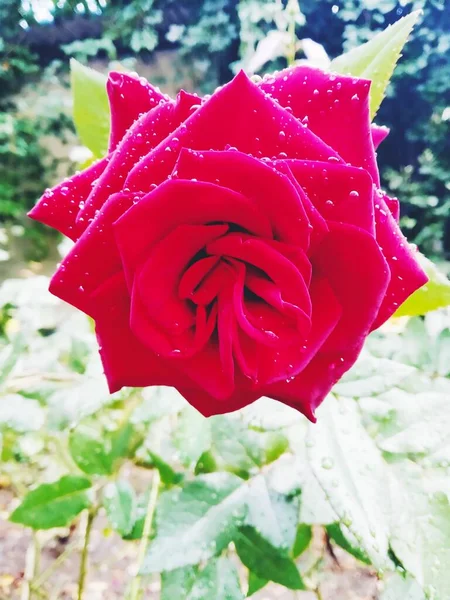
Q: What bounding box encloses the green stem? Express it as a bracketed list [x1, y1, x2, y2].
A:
[128, 470, 161, 600]
[21, 532, 40, 600]
[77, 508, 97, 600]
[288, 18, 297, 66]
[286, 0, 301, 65]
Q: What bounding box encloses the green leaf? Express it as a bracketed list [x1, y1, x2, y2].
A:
[161, 567, 198, 600]
[235, 476, 304, 590]
[173, 406, 212, 467]
[306, 396, 391, 569]
[330, 11, 421, 118]
[292, 524, 312, 558]
[376, 391, 450, 457]
[109, 421, 141, 463]
[394, 255, 450, 317]
[326, 523, 371, 565]
[68, 422, 136, 476]
[131, 387, 187, 425]
[245, 475, 299, 552]
[147, 450, 183, 485]
[380, 574, 425, 600]
[10, 475, 91, 529]
[247, 572, 268, 596]
[210, 416, 289, 474]
[333, 353, 415, 397]
[69, 424, 115, 475]
[123, 490, 150, 541]
[210, 416, 257, 473]
[235, 527, 304, 590]
[141, 473, 247, 573]
[103, 481, 136, 537]
[70, 59, 110, 158]
[389, 463, 450, 598]
[188, 557, 244, 600]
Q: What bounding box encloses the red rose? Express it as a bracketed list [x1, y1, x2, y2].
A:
[30, 67, 427, 420]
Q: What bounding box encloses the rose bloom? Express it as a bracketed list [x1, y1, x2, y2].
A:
[30, 67, 427, 421]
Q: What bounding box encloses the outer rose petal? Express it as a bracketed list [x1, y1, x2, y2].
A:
[50, 191, 137, 317]
[383, 193, 400, 222]
[28, 157, 108, 240]
[125, 71, 342, 193]
[92, 272, 175, 391]
[78, 90, 200, 227]
[107, 71, 168, 151]
[371, 124, 390, 150]
[265, 223, 390, 417]
[259, 66, 379, 185]
[371, 194, 428, 328]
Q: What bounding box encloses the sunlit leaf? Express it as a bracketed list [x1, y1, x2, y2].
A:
[394, 255, 450, 317]
[70, 59, 110, 158]
[330, 11, 421, 118]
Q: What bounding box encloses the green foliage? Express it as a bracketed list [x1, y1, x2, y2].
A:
[10, 475, 92, 529]
[103, 480, 137, 537]
[2, 271, 450, 599]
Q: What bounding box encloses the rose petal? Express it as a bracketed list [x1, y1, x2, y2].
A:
[107, 71, 168, 151]
[78, 90, 200, 227]
[284, 159, 375, 234]
[49, 191, 138, 317]
[28, 157, 108, 240]
[274, 161, 329, 251]
[266, 223, 390, 418]
[259, 66, 378, 184]
[114, 179, 273, 287]
[126, 71, 341, 193]
[383, 193, 400, 222]
[173, 149, 312, 249]
[134, 224, 228, 338]
[206, 233, 312, 316]
[237, 276, 341, 395]
[371, 124, 390, 150]
[372, 193, 428, 328]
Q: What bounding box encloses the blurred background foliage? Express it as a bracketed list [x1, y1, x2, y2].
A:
[0, 0, 449, 265]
